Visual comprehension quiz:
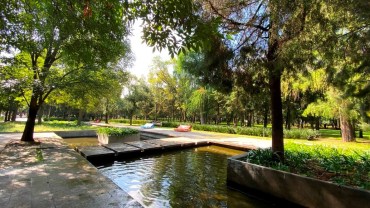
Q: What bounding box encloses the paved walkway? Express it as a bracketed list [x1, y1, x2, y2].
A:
[0, 133, 142, 208]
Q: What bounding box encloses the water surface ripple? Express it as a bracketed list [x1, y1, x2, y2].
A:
[98, 145, 270, 208]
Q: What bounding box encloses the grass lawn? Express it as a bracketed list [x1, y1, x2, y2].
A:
[319, 128, 370, 138]
[0, 121, 97, 133]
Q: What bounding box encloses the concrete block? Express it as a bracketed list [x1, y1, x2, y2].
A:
[227, 155, 370, 208]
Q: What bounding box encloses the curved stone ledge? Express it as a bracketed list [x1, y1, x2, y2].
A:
[227, 154, 370, 208]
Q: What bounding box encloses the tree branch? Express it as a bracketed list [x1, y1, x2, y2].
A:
[206, 0, 269, 32]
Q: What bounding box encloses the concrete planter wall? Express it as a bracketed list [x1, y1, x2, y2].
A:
[97, 133, 140, 144]
[54, 130, 97, 138]
[227, 153, 370, 208]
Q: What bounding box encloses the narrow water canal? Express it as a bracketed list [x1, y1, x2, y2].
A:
[97, 145, 271, 207]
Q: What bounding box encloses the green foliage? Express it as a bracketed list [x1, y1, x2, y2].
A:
[43, 117, 77, 122]
[236, 127, 271, 137]
[110, 119, 148, 125]
[193, 124, 236, 134]
[35, 148, 44, 162]
[242, 143, 370, 190]
[40, 121, 94, 130]
[284, 129, 320, 140]
[0, 121, 96, 132]
[192, 124, 318, 139]
[161, 122, 182, 128]
[163, 122, 318, 139]
[127, 0, 218, 56]
[97, 127, 138, 136]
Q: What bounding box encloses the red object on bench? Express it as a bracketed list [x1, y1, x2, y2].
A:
[174, 125, 192, 132]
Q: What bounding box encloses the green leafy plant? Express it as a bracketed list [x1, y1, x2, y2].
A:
[97, 127, 139, 136]
[242, 143, 370, 190]
[35, 148, 44, 162]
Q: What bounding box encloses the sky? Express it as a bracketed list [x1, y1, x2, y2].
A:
[128, 22, 171, 78]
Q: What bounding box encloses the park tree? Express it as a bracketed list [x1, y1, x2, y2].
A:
[196, 0, 319, 159]
[1, 0, 130, 141]
[303, 0, 370, 141]
[134, 0, 318, 158]
[147, 57, 175, 120]
[122, 78, 151, 125]
[0, 52, 33, 122]
[173, 55, 197, 122]
[57, 65, 130, 125]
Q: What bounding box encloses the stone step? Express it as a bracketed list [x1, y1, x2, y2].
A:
[140, 132, 171, 140]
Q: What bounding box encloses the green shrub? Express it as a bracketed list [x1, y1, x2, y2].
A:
[241, 143, 370, 190]
[284, 129, 320, 140]
[236, 127, 271, 137]
[97, 127, 139, 136]
[162, 122, 181, 128]
[192, 124, 237, 134]
[43, 117, 77, 121]
[360, 122, 370, 131]
[110, 119, 148, 125]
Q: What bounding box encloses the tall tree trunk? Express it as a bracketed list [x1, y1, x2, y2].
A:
[21, 96, 40, 142]
[340, 114, 355, 142]
[200, 111, 205, 125]
[47, 105, 52, 120]
[4, 110, 9, 122]
[267, 37, 284, 159]
[11, 104, 18, 122]
[77, 108, 84, 125]
[154, 103, 157, 121]
[129, 114, 133, 125]
[315, 117, 320, 130]
[217, 104, 220, 125]
[37, 105, 43, 124]
[105, 99, 109, 124]
[285, 102, 291, 130]
[263, 107, 268, 128]
[269, 70, 284, 158]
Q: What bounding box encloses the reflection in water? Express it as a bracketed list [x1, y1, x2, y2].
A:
[98, 146, 270, 208]
[63, 137, 98, 148]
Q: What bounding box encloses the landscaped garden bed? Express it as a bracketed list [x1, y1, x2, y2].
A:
[227, 143, 370, 207]
[97, 127, 139, 144]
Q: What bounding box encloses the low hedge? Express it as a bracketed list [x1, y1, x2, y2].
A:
[186, 124, 319, 139]
[162, 121, 183, 128]
[44, 117, 77, 121]
[110, 119, 149, 125]
[109, 119, 320, 139]
[97, 127, 139, 136]
[192, 124, 236, 134]
[284, 129, 320, 140]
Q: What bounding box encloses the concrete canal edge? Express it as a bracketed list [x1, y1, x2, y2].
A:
[54, 130, 97, 138]
[227, 153, 370, 208]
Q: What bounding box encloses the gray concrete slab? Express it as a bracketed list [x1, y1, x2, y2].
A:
[210, 137, 271, 149]
[103, 143, 141, 155]
[144, 139, 183, 148]
[164, 137, 209, 145]
[211, 141, 256, 151]
[78, 146, 115, 160]
[124, 141, 162, 151]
